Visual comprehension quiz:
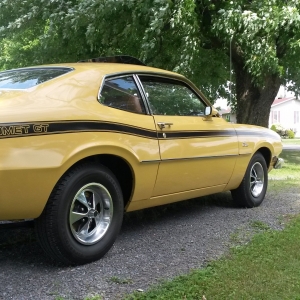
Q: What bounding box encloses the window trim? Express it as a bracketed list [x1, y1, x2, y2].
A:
[97, 71, 180, 101]
[97, 71, 211, 117]
[133, 74, 152, 115]
[136, 74, 208, 116]
[98, 74, 148, 115]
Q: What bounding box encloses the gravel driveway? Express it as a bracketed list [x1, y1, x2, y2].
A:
[1, 185, 300, 300]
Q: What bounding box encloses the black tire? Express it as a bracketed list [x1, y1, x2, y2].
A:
[231, 152, 268, 208]
[35, 163, 124, 265]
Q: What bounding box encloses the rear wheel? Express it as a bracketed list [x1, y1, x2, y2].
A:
[35, 163, 124, 265]
[231, 152, 268, 208]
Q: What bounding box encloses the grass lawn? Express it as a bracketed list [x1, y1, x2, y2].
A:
[75, 150, 300, 300]
[125, 217, 300, 300]
[269, 150, 300, 182]
[123, 150, 300, 300]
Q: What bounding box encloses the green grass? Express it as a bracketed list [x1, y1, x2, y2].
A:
[122, 149, 300, 300]
[125, 216, 300, 300]
[269, 150, 300, 182]
[110, 276, 133, 284]
[250, 220, 271, 231]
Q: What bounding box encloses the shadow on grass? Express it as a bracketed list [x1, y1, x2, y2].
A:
[280, 150, 300, 164]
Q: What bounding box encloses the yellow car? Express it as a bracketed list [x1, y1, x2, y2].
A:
[0, 56, 283, 264]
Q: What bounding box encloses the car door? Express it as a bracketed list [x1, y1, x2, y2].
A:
[98, 74, 160, 202]
[137, 75, 238, 197]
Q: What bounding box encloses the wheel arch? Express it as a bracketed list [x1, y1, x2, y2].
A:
[53, 154, 134, 211]
[225, 146, 272, 192]
[256, 147, 272, 168]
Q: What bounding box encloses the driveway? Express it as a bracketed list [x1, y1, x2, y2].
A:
[1, 184, 300, 300]
[283, 144, 300, 150]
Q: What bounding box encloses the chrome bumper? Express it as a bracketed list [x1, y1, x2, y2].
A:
[274, 157, 284, 169]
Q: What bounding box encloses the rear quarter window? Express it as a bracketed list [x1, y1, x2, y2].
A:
[0, 67, 73, 90]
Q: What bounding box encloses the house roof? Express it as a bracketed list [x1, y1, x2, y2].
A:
[218, 108, 232, 115]
[271, 96, 295, 107]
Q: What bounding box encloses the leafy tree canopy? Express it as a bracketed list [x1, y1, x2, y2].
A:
[1, 0, 300, 126]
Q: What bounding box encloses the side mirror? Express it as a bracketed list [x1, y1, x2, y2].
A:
[205, 106, 212, 116]
[205, 106, 220, 117]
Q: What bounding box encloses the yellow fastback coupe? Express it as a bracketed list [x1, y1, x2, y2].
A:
[0, 56, 282, 264]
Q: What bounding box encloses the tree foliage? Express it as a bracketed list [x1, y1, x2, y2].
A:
[1, 0, 300, 126]
[0, 0, 229, 101]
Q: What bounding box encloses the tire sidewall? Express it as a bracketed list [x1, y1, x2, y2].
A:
[244, 153, 268, 207]
[55, 164, 123, 263]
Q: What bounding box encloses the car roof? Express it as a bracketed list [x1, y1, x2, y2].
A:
[27, 62, 184, 78]
[0, 62, 209, 105]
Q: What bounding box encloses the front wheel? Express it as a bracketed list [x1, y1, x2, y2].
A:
[35, 163, 124, 265]
[231, 152, 268, 208]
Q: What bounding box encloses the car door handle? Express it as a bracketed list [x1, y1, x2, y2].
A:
[157, 122, 173, 130]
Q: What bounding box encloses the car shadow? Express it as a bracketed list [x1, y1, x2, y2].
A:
[123, 191, 235, 227]
[0, 192, 235, 267]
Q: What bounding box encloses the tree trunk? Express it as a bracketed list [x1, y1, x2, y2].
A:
[233, 61, 281, 127]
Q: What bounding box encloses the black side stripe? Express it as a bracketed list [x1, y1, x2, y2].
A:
[158, 130, 235, 139]
[0, 120, 278, 140]
[0, 120, 158, 139]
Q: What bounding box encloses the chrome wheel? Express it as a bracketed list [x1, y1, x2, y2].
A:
[36, 163, 123, 264]
[69, 183, 113, 245]
[231, 153, 267, 208]
[250, 162, 264, 198]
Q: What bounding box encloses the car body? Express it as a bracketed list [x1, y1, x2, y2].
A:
[0, 56, 283, 264]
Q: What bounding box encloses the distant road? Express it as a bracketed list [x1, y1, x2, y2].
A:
[283, 145, 300, 150]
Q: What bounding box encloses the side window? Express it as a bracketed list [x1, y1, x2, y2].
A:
[99, 76, 145, 114]
[139, 76, 206, 116]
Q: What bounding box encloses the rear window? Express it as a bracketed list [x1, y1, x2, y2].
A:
[0, 67, 73, 90]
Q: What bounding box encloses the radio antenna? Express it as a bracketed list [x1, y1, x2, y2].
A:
[229, 35, 233, 105]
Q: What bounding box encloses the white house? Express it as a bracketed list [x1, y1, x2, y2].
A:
[218, 107, 236, 123]
[217, 90, 300, 137]
[268, 96, 300, 137]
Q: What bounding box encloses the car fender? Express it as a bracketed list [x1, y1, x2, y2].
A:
[0, 133, 159, 220]
[224, 125, 282, 191]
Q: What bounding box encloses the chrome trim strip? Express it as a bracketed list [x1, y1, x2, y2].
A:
[97, 74, 106, 101]
[141, 154, 239, 163]
[140, 159, 162, 163]
[133, 74, 152, 115]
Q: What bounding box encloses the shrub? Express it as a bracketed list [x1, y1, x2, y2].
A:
[270, 124, 286, 138]
[270, 124, 295, 139]
[287, 130, 295, 139]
